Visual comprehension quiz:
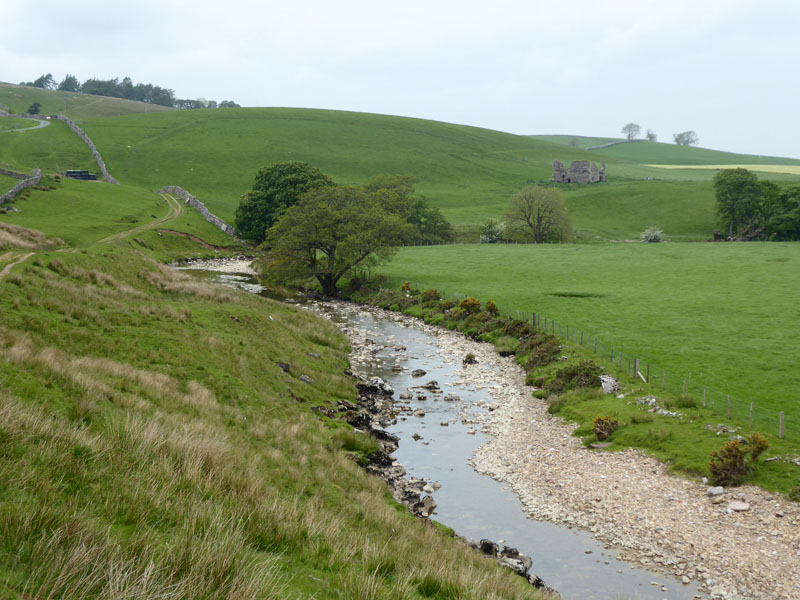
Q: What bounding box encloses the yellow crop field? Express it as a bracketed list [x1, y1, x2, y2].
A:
[645, 164, 800, 175]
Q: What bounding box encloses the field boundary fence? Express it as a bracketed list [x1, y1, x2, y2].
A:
[359, 272, 796, 444]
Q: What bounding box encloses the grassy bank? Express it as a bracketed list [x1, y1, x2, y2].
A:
[0, 226, 543, 599]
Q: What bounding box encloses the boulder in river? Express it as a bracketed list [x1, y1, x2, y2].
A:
[412, 368, 427, 377]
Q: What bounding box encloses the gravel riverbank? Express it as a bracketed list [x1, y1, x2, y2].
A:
[335, 302, 800, 600]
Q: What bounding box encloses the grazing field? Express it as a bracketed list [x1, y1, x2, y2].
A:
[0, 118, 95, 173]
[378, 242, 800, 436]
[0, 117, 36, 132]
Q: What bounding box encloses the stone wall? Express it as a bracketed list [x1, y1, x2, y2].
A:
[52, 116, 120, 185]
[0, 167, 29, 180]
[157, 186, 237, 238]
[0, 169, 41, 204]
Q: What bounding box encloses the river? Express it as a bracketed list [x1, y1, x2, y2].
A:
[178, 259, 705, 600]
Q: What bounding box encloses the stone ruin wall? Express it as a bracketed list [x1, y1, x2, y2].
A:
[552, 160, 606, 184]
[157, 186, 237, 238]
[0, 169, 42, 204]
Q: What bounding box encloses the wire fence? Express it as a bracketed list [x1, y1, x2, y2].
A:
[365, 272, 796, 444]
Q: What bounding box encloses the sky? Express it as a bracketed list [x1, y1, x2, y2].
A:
[2, 0, 799, 158]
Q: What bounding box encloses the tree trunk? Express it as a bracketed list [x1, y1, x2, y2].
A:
[317, 274, 340, 297]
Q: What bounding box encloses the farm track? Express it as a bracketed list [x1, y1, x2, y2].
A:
[0, 252, 34, 280]
[98, 194, 183, 244]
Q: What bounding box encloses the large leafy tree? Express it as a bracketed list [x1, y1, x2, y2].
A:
[621, 123, 640, 140]
[714, 168, 764, 239]
[766, 185, 800, 241]
[264, 185, 412, 296]
[363, 175, 453, 243]
[506, 185, 570, 243]
[235, 161, 334, 243]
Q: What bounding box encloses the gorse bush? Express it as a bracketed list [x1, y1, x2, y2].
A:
[458, 297, 481, 315]
[421, 288, 439, 302]
[708, 433, 770, 486]
[593, 416, 619, 440]
[485, 300, 499, 316]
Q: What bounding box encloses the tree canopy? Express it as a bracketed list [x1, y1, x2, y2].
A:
[506, 185, 570, 243]
[264, 185, 412, 296]
[235, 162, 335, 243]
[362, 175, 453, 244]
[673, 131, 699, 146]
[713, 169, 800, 241]
[621, 123, 640, 140]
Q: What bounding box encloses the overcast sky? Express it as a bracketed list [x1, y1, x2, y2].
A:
[3, 0, 798, 158]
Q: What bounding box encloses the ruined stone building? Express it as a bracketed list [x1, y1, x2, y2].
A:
[552, 160, 606, 184]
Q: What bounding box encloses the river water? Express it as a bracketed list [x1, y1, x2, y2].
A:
[178, 261, 704, 600]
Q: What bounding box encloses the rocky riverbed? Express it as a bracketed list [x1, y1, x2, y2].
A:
[326, 301, 800, 600]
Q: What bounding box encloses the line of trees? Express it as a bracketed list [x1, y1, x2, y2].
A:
[19, 73, 239, 110]
[714, 168, 800, 241]
[621, 123, 698, 146]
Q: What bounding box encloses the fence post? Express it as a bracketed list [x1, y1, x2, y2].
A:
[633, 359, 639, 381]
[727, 396, 731, 419]
[682, 378, 687, 396]
[779, 412, 784, 439]
[749, 402, 753, 428]
[552, 320, 555, 334]
[593, 339, 598, 353]
[646, 364, 650, 383]
[702, 387, 706, 408]
[662, 370, 666, 390]
[611, 349, 614, 361]
[580, 331, 584, 346]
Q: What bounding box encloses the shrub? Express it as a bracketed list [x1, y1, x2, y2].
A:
[708, 433, 769, 486]
[547, 360, 602, 395]
[348, 276, 364, 292]
[593, 416, 619, 440]
[401, 281, 411, 292]
[458, 297, 481, 315]
[439, 300, 456, 311]
[463, 353, 477, 365]
[485, 300, 499, 316]
[640, 227, 663, 243]
[479, 219, 506, 243]
[533, 389, 547, 399]
[522, 333, 561, 369]
[421, 288, 439, 302]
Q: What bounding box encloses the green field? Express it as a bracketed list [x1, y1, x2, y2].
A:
[0, 118, 95, 173]
[378, 243, 800, 438]
[0, 117, 36, 132]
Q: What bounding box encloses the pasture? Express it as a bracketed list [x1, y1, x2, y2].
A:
[378, 242, 800, 436]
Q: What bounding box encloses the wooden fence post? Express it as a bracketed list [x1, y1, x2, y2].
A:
[749, 402, 753, 428]
[683, 378, 687, 397]
[662, 369, 666, 389]
[646, 363, 650, 383]
[580, 331, 584, 346]
[702, 387, 706, 408]
[634, 359, 639, 380]
[727, 395, 731, 419]
[779, 412, 784, 439]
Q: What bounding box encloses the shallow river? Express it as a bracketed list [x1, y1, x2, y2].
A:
[180, 262, 705, 600]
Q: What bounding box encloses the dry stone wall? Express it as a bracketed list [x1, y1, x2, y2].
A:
[52, 116, 119, 185]
[0, 169, 41, 204]
[157, 186, 237, 238]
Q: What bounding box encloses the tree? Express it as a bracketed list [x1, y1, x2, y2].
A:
[765, 185, 800, 240]
[673, 131, 698, 146]
[713, 168, 764, 239]
[264, 185, 412, 296]
[506, 185, 570, 243]
[235, 162, 335, 243]
[621, 123, 640, 140]
[219, 100, 240, 108]
[363, 175, 453, 243]
[479, 219, 506, 243]
[57, 74, 80, 92]
[32, 73, 55, 90]
[26, 102, 41, 115]
[645, 130, 657, 142]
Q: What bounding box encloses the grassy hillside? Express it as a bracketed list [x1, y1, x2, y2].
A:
[0, 83, 172, 121]
[76, 108, 799, 241]
[0, 118, 95, 173]
[379, 243, 800, 436]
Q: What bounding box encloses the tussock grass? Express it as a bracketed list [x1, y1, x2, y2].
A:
[0, 222, 63, 250]
[0, 247, 543, 599]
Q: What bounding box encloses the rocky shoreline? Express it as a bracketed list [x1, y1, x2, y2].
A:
[326, 301, 800, 600]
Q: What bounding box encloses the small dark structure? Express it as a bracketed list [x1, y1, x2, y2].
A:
[64, 170, 98, 181]
[552, 160, 606, 184]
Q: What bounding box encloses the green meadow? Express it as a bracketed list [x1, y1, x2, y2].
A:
[0, 118, 95, 173]
[378, 242, 800, 438]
